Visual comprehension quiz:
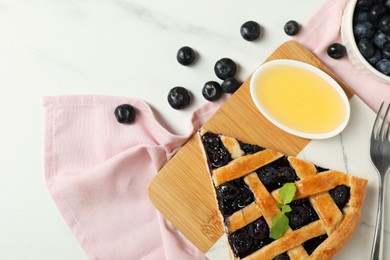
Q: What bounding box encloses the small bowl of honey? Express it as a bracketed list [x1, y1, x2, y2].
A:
[249, 59, 350, 139]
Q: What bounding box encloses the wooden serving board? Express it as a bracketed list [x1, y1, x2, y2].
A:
[147, 40, 354, 253]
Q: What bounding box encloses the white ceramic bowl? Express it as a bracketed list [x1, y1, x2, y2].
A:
[249, 59, 350, 139]
[341, 0, 390, 82]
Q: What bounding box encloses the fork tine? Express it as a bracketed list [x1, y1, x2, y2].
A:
[384, 103, 390, 140]
[372, 102, 384, 140]
[379, 102, 390, 141]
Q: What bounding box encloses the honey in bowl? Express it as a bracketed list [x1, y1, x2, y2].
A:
[250, 59, 350, 139]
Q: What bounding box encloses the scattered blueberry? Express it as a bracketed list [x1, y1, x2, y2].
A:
[329, 185, 351, 209]
[353, 22, 376, 39]
[376, 58, 390, 74]
[221, 77, 241, 93]
[167, 86, 191, 109]
[327, 43, 347, 59]
[214, 58, 237, 80]
[114, 104, 136, 124]
[358, 38, 376, 57]
[176, 46, 196, 66]
[284, 20, 300, 36]
[202, 81, 222, 101]
[240, 21, 261, 41]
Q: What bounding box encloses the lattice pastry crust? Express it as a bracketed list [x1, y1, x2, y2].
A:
[198, 130, 367, 260]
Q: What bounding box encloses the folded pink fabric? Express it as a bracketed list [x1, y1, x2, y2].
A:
[43, 95, 226, 259]
[294, 0, 390, 111]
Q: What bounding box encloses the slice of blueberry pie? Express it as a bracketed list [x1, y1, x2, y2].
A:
[198, 130, 367, 259]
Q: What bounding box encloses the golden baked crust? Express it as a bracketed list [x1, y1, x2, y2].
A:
[198, 130, 368, 260]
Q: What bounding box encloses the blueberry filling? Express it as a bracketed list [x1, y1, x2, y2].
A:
[239, 141, 264, 154]
[200, 132, 232, 169]
[273, 253, 290, 260]
[302, 234, 328, 255]
[217, 178, 254, 217]
[286, 198, 319, 230]
[329, 185, 351, 210]
[256, 157, 299, 192]
[228, 217, 273, 258]
[315, 165, 329, 173]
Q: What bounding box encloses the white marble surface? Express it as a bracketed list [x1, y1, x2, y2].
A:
[206, 97, 390, 259]
[2, 0, 388, 259]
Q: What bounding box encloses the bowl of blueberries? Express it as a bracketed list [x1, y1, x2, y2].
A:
[341, 0, 390, 81]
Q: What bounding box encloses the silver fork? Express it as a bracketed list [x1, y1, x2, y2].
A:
[370, 102, 390, 260]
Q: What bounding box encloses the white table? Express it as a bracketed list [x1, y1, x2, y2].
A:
[0, 0, 329, 259]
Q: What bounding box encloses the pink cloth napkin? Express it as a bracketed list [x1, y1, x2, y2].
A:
[294, 0, 390, 112]
[43, 95, 226, 260]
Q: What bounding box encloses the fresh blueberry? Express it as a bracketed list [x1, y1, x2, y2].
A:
[327, 43, 347, 59]
[373, 31, 389, 48]
[167, 86, 191, 109]
[367, 50, 382, 65]
[230, 231, 252, 254]
[368, 4, 388, 24]
[214, 58, 237, 80]
[176, 46, 196, 66]
[218, 183, 239, 200]
[240, 21, 261, 41]
[248, 218, 269, 240]
[114, 104, 136, 124]
[354, 11, 370, 24]
[221, 77, 241, 93]
[202, 81, 222, 101]
[385, 0, 390, 9]
[356, 0, 375, 11]
[358, 38, 376, 57]
[376, 58, 390, 74]
[378, 15, 390, 34]
[284, 20, 300, 36]
[353, 22, 376, 39]
[329, 185, 351, 209]
[383, 44, 390, 59]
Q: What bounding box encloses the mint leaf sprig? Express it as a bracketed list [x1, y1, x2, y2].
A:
[269, 182, 297, 240]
